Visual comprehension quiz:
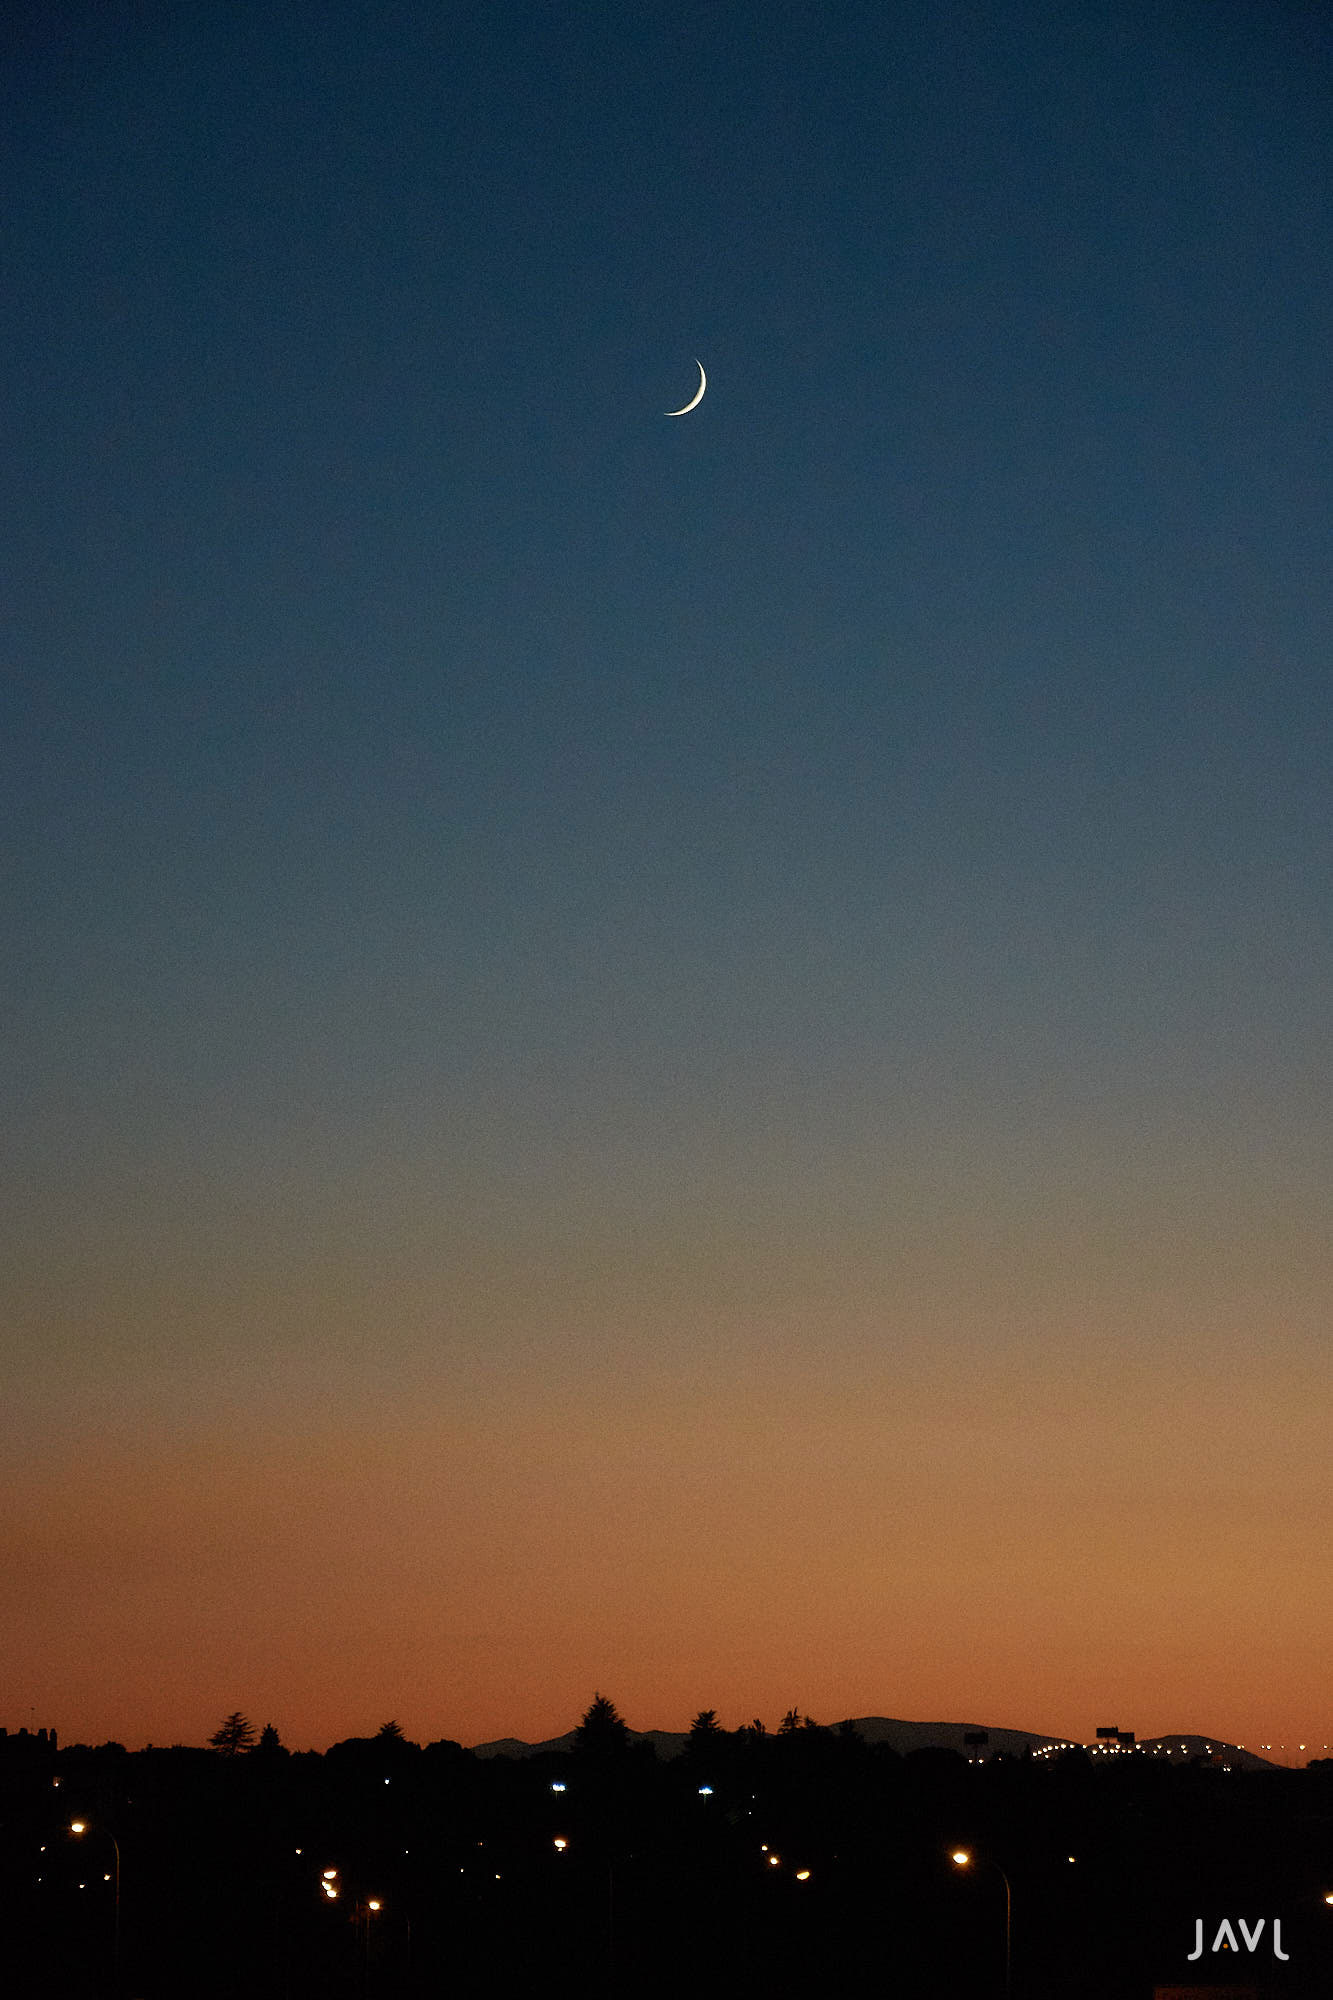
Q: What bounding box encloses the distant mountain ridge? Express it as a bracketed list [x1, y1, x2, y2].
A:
[469, 1717, 1279, 1770]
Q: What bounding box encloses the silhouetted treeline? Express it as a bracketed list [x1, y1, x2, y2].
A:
[4, 1711, 1333, 1998]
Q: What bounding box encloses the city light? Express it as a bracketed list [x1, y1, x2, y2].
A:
[948, 1848, 1012, 1999]
[66, 1823, 123, 1972]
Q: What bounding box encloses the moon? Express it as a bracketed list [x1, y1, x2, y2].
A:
[665, 359, 706, 416]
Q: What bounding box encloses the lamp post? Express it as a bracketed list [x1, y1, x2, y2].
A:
[70, 1819, 121, 1986]
[950, 1848, 1012, 2000]
[357, 1894, 383, 1995]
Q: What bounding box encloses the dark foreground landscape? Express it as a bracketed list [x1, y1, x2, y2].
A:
[5, 1713, 1333, 1999]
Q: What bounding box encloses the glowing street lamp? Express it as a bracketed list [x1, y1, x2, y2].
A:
[70, 1819, 121, 1976]
[356, 1895, 384, 1975]
[950, 1847, 1012, 2000]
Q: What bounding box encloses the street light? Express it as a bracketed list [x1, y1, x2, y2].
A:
[357, 1895, 383, 1988]
[950, 1847, 1012, 2000]
[70, 1819, 121, 1980]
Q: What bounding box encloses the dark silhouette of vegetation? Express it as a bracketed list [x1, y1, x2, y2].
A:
[207, 1710, 255, 1755]
[7, 1711, 1333, 1998]
[573, 1691, 629, 1757]
[777, 1707, 821, 1734]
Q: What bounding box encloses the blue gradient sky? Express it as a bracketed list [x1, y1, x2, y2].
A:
[2, 0, 1330, 1752]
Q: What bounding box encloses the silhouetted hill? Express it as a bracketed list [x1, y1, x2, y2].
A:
[469, 1716, 1280, 1767]
[470, 1726, 687, 1759]
[469, 1716, 1055, 1760]
[470, 1731, 576, 1758]
[841, 1716, 1074, 1757]
[1134, 1731, 1279, 1771]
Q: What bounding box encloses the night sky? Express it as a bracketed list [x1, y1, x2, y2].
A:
[3, 0, 1330, 1755]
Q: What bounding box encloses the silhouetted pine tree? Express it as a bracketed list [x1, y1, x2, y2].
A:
[208, 1711, 255, 1755]
[574, 1693, 629, 1757]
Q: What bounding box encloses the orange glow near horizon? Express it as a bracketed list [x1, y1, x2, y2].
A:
[4, 1304, 1329, 1762]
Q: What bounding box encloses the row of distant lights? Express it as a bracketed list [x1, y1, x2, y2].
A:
[35, 1820, 112, 1889]
[71, 1820, 112, 1890]
[549, 1788, 811, 1883]
[301, 1863, 383, 1910]
[954, 1849, 1333, 1910]
[42, 1815, 1333, 1916]
[51, 1738, 1333, 1893]
[554, 1779, 723, 1799]
[1027, 1740, 1329, 1761]
[761, 1845, 812, 1881]
[544, 1832, 814, 1884]
[301, 1826, 1333, 1917]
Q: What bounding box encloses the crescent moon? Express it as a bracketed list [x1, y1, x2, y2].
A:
[665, 359, 706, 417]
